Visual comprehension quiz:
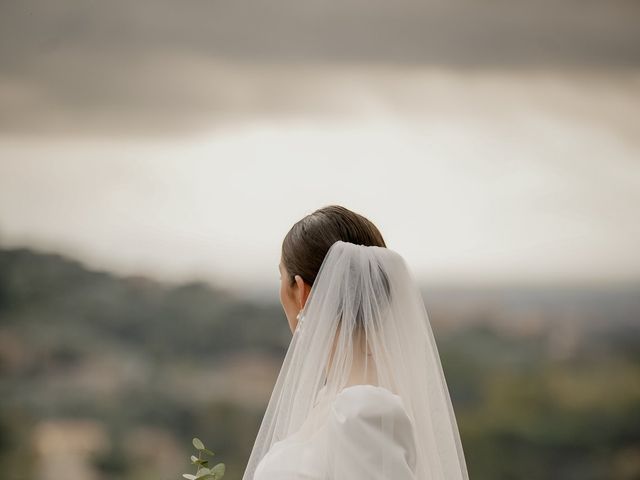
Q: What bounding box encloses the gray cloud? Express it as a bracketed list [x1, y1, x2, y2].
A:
[1, 0, 638, 136]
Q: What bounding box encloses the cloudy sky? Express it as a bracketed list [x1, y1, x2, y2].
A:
[1, 0, 639, 293]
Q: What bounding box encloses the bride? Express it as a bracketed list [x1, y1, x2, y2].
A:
[242, 205, 470, 480]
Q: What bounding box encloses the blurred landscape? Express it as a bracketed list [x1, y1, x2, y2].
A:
[1, 245, 639, 480]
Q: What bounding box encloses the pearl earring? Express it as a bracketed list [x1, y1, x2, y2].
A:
[296, 310, 305, 335]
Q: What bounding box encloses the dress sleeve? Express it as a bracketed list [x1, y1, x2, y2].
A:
[326, 385, 418, 479]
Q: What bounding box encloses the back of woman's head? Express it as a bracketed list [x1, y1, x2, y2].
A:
[281, 205, 387, 288]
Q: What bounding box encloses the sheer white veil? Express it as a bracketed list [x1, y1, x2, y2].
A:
[243, 240, 469, 480]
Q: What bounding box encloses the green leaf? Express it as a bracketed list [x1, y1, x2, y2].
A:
[192, 437, 205, 450]
[187, 437, 222, 479]
[211, 463, 226, 478]
[195, 467, 212, 479]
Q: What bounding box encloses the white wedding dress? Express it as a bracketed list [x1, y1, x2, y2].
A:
[253, 384, 417, 480]
[243, 241, 470, 480]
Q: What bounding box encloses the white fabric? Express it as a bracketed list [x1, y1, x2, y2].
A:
[243, 240, 470, 480]
[253, 384, 417, 480]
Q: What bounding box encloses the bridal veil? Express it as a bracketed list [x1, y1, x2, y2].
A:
[243, 240, 469, 480]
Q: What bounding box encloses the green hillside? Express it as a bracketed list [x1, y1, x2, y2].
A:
[1, 247, 639, 480]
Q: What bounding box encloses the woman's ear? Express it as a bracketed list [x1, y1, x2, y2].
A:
[294, 274, 311, 309]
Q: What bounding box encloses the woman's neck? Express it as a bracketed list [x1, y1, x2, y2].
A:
[326, 327, 378, 387]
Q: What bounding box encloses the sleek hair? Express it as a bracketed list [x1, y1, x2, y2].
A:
[281, 205, 387, 287]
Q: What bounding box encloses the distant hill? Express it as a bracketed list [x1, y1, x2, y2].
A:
[1, 245, 639, 480]
[0, 246, 290, 363]
[1, 246, 638, 363]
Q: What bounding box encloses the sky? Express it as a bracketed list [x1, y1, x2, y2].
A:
[1, 0, 639, 294]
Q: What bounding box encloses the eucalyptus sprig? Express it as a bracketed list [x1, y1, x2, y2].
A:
[181, 437, 225, 480]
